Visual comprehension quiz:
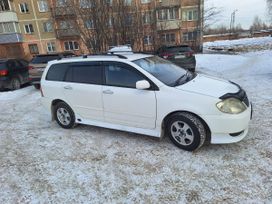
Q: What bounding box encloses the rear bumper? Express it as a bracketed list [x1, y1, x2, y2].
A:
[0, 77, 10, 89]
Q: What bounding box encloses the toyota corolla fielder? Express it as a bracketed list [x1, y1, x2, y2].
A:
[40, 53, 252, 151]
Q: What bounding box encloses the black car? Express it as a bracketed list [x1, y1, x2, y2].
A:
[156, 45, 196, 72]
[0, 59, 29, 90]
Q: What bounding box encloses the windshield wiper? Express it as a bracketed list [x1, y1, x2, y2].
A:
[173, 71, 189, 86]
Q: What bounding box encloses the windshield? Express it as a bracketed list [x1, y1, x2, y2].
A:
[133, 56, 192, 86]
[31, 55, 60, 64]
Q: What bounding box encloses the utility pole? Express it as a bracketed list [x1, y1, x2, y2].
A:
[229, 9, 238, 39]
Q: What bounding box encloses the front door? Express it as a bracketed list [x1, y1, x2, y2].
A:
[102, 62, 156, 129]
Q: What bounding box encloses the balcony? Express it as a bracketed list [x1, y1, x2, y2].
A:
[0, 11, 18, 23]
[0, 33, 23, 44]
[157, 20, 180, 30]
[156, 0, 180, 8]
[56, 29, 80, 39]
[53, 7, 76, 18]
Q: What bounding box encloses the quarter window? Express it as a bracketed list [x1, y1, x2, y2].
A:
[46, 63, 69, 81]
[105, 63, 144, 88]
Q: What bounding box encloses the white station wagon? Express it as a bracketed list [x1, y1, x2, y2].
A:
[41, 52, 252, 151]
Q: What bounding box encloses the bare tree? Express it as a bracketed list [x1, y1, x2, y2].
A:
[250, 15, 267, 32]
[267, 0, 272, 23]
[203, 0, 222, 30]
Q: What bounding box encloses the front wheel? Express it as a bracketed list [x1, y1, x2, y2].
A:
[166, 112, 206, 151]
[54, 102, 75, 129]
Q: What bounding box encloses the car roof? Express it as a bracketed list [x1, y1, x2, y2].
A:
[48, 53, 152, 64]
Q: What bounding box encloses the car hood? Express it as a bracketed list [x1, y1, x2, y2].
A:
[175, 74, 239, 98]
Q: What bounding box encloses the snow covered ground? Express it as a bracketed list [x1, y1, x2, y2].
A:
[0, 49, 272, 203]
[204, 36, 272, 53]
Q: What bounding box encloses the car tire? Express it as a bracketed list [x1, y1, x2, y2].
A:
[34, 84, 40, 90]
[10, 77, 21, 90]
[54, 102, 76, 129]
[166, 112, 206, 151]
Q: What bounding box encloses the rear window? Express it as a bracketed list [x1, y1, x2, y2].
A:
[46, 63, 69, 81]
[167, 46, 192, 53]
[31, 55, 60, 64]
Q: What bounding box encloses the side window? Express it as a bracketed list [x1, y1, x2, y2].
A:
[105, 63, 144, 88]
[66, 63, 102, 85]
[46, 63, 69, 81]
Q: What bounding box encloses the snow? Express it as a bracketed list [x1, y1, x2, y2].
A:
[1, 41, 272, 202]
[204, 37, 272, 52]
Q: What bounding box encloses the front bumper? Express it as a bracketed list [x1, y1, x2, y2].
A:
[203, 104, 252, 144]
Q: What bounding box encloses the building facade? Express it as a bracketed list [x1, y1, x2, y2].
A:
[0, 0, 204, 59]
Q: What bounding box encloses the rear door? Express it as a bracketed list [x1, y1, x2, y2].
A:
[102, 61, 157, 129]
[63, 62, 104, 121]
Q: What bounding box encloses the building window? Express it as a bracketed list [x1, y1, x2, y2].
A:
[57, 0, 67, 7]
[38, 0, 48, 12]
[43, 22, 53, 32]
[141, 0, 151, 4]
[80, 0, 92, 8]
[24, 24, 34, 34]
[29, 44, 39, 54]
[19, 3, 29, 13]
[124, 0, 132, 5]
[106, 0, 112, 5]
[183, 10, 198, 21]
[158, 8, 179, 21]
[142, 12, 152, 24]
[84, 20, 94, 29]
[64, 41, 79, 51]
[183, 31, 197, 41]
[47, 42, 56, 52]
[0, 0, 10, 11]
[169, 8, 179, 20]
[0, 23, 15, 33]
[59, 21, 73, 29]
[161, 33, 175, 44]
[143, 36, 152, 45]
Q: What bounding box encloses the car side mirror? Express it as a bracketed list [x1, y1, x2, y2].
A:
[136, 80, 150, 90]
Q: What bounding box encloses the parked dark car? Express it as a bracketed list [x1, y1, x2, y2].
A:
[156, 45, 196, 72]
[29, 52, 76, 89]
[0, 59, 29, 91]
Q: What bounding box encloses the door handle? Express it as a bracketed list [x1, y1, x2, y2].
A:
[103, 89, 114, 94]
[64, 85, 72, 90]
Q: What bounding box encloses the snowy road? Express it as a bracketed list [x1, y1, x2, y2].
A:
[0, 50, 271, 203]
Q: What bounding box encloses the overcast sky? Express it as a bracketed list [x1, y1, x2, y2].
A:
[206, 0, 270, 29]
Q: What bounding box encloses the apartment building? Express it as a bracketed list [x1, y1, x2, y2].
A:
[0, 0, 24, 58]
[0, 0, 203, 58]
[13, 0, 63, 58]
[50, 0, 204, 53]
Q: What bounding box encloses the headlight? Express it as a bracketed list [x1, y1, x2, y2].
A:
[216, 98, 247, 114]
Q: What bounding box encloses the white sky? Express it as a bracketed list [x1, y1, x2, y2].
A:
[206, 0, 270, 29]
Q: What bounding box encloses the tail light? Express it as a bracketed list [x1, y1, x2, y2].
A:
[28, 66, 34, 70]
[162, 52, 174, 59]
[185, 51, 195, 57]
[0, 69, 8, 76]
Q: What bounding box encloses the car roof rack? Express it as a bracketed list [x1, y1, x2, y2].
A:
[81, 53, 128, 59]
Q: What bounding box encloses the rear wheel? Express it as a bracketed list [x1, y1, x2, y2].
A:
[10, 78, 21, 90]
[54, 102, 75, 129]
[166, 112, 206, 151]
